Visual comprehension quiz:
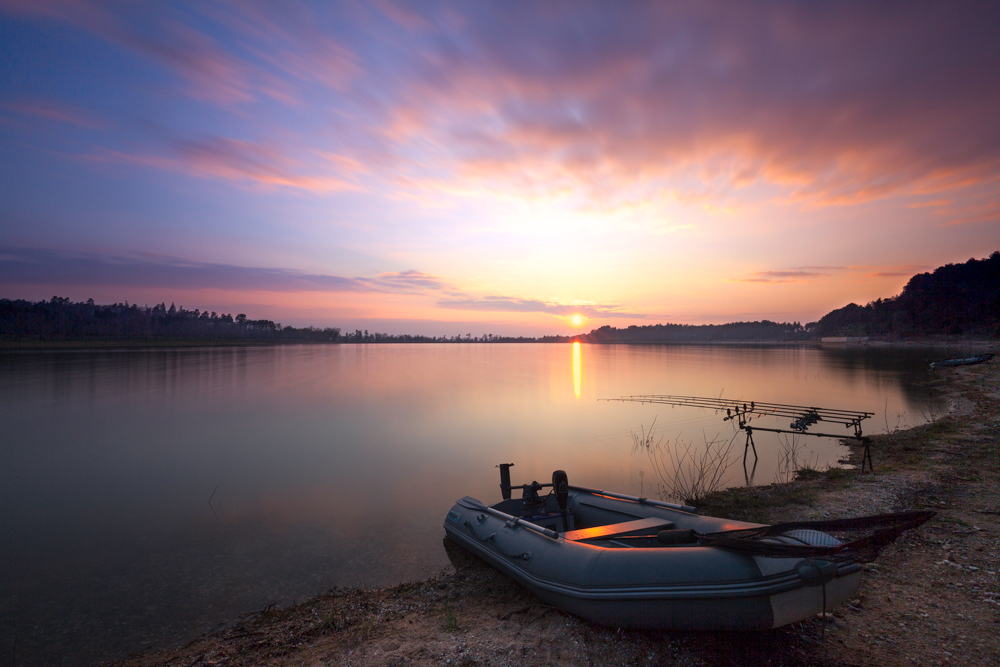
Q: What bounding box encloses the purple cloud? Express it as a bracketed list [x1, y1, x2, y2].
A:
[87, 136, 367, 193]
[0, 246, 431, 294]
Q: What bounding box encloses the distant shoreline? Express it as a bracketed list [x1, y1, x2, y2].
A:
[1, 336, 995, 352]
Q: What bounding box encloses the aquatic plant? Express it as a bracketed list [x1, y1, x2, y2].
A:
[630, 418, 736, 505]
[773, 434, 821, 484]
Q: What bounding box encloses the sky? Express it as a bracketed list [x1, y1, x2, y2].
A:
[1, 0, 998, 336]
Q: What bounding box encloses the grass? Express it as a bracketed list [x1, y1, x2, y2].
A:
[697, 484, 819, 524]
[443, 606, 459, 631]
[820, 466, 855, 484]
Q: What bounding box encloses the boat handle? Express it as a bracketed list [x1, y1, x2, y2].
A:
[463, 519, 493, 541]
[487, 534, 531, 562]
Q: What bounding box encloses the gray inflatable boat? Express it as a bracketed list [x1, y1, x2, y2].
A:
[444, 467, 866, 630]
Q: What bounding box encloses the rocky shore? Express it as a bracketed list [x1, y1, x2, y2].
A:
[117, 358, 999, 667]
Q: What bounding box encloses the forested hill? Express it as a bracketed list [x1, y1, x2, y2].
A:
[810, 252, 999, 338]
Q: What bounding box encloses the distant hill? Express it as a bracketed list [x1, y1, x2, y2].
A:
[809, 252, 999, 338]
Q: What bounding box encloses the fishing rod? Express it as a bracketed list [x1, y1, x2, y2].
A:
[604, 395, 875, 473]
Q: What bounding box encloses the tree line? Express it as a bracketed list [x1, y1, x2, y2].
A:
[338, 330, 565, 343]
[570, 320, 810, 344]
[0, 298, 341, 343]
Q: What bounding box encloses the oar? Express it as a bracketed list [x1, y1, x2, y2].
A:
[569, 485, 698, 514]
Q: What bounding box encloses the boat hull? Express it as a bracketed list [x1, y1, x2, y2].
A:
[444, 491, 861, 630]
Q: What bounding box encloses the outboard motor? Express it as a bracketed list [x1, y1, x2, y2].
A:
[552, 470, 571, 531]
[552, 470, 569, 511]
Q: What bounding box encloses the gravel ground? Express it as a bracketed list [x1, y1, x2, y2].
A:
[116, 358, 999, 667]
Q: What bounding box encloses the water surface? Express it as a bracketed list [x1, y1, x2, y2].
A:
[0, 343, 946, 665]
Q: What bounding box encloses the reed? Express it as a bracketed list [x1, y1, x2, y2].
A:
[631, 418, 736, 505]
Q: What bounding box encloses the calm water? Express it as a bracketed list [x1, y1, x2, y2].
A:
[1, 343, 947, 665]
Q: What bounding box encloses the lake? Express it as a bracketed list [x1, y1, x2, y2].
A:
[0, 343, 947, 665]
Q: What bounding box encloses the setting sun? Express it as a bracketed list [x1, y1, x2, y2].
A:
[570, 314, 586, 327]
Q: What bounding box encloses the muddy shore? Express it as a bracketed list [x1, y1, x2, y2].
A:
[116, 357, 999, 667]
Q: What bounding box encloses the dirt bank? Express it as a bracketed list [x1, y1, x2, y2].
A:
[116, 358, 999, 667]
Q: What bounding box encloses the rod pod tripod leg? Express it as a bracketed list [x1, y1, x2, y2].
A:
[742, 427, 758, 467]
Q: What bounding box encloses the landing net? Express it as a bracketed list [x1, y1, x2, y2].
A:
[696, 510, 935, 562]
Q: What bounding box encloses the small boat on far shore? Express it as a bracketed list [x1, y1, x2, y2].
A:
[930, 353, 994, 369]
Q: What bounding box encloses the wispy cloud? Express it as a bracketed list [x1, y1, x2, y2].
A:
[436, 296, 642, 318]
[736, 263, 931, 284]
[734, 270, 829, 283]
[361, 270, 451, 294]
[87, 136, 366, 193]
[0, 246, 419, 294]
[0, 99, 104, 129]
[1, 0, 358, 106]
[941, 201, 1000, 227]
[864, 264, 930, 278]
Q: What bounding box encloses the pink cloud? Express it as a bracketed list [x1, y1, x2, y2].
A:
[0, 99, 105, 129]
[734, 270, 829, 284]
[362, 270, 451, 294]
[89, 137, 366, 193]
[373, 0, 433, 32]
[367, 3, 1000, 209]
[436, 296, 643, 318]
[942, 201, 1000, 227]
[212, 2, 362, 93]
[737, 263, 934, 284]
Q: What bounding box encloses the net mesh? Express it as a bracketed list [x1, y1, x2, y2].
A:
[696, 510, 935, 562]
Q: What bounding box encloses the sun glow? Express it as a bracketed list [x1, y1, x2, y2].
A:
[570, 313, 586, 327]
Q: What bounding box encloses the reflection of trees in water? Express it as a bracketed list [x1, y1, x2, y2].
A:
[5, 346, 283, 405]
[817, 346, 948, 421]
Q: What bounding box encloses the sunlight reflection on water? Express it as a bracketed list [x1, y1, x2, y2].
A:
[573, 341, 581, 398]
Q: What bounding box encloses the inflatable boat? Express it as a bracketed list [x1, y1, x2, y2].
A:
[930, 353, 993, 369]
[444, 466, 932, 630]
